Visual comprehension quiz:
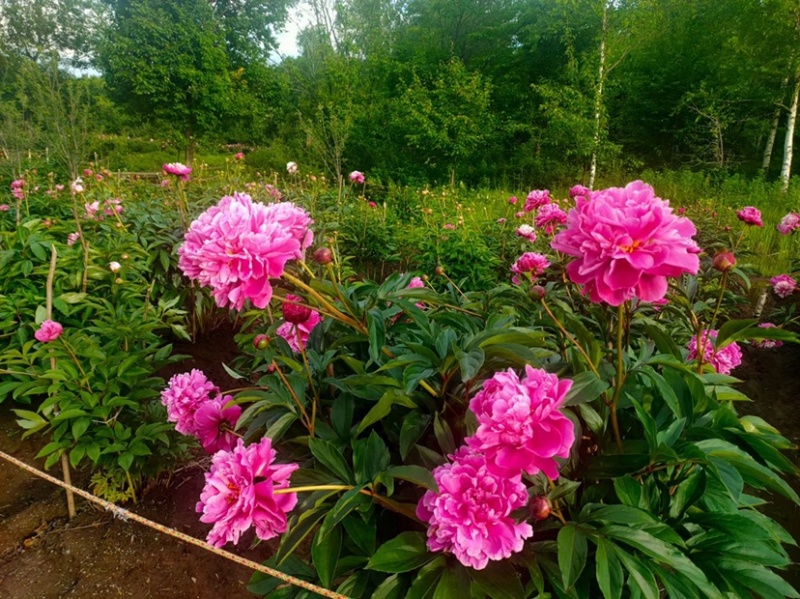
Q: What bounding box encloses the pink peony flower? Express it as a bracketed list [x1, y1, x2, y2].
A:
[736, 206, 763, 227]
[508, 196, 518, 205]
[349, 170, 365, 184]
[551, 181, 700, 306]
[515, 224, 537, 243]
[524, 189, 551, 212]
[496, 217, 507, 224]
[84, 200, 101, 219]
[443, 223, 456, 230]
[0, 204, 9, 211]
[71, 178, 84, 194]
[369, 201, 377, 208]
[276, 310, 322, 353]
[416, 447, 533, 570]
[196, 437, 298, 547]
[408, 276, 425, 289]
[109, 261, 121, 273]
[67, 232, 80, 246]
[10, 179, 24, 189]
[104, 198, 123, 216]
[569, 185, 589, 198]
[777, 212, 800, 235]
[194, 396, 242, 453]
[55, 184, 65, 191]
[510, 252, 550, 285]
[514, 211, 525, 219]
[160, 179, 171, 188]
[466, 366, 574, 479]
[34, 320, 63, 343]
[687, 330, 742, 374]
[234, 152, 245, 161]
[179, 193, 306, 310]
[286, 161, 298, 174]
[752, 323, 783, 349]
[534, 204, 568, 234]
[83, 169, 93, 177]
[163, 162, 192, 181]
[770, 274, 797, 298]
[161, 370, 220, 436]
[264, 184, 284, 201]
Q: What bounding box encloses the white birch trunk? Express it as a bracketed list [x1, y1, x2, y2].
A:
[763, 77, 788, 173]
[589, 0, 608, 191]
[780, 76, 800, 192]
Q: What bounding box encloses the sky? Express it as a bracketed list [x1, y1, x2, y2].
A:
[271, 3, 315, 61]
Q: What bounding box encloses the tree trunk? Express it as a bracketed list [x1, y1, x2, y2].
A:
[780, 76, 800, 192]
[589, 0, 608, 191]
[763, 78, 788, 173]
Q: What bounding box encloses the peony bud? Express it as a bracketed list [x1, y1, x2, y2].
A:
[109, 261, 121, 273]
[283, 294, 312, 324]
[712, 250, 736, 272]
[434, 265, 444, 276]
[314, 247, 333, 265]
[528, 285, 547, 301]
[529, 496, 551, 520]
[253, 334, 270, 349]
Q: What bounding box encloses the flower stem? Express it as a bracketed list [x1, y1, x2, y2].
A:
[540, 299, 601, 379]
[271, 359, 311, 433]
[274, 484, 352, 495]
[283, 272, 365, 333]
[709, 270, 728, 333]
[609, 304, 626, 452]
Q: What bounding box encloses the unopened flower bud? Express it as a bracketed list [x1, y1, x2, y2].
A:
[253, 334, 270, 349]
[529, 496, 551, 520]
[283, 294, 312, 324]
[314, 247, 332, 265]
[528, 285, 547, 301]
[109, 261, 121, 273]
[435, 265, 444, 276]
[115, 277, 123, 284]
[712, 250, 736, 272]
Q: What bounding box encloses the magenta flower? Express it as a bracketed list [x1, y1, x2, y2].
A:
[551, 181, 700, 306]
[34, 320, 63, 343]
[408, 276, 425, 289]
[777, 212, 800, 235]
[349, 171, 365, 184]
[466, 366, 574, 479]
[569, 185, 589, 198]
[534, 204, 568, 234]
[276, 310, 322, 353]
[736, 206, 763, 227]
[508, 196, 518, 205]
[195, 396, 242, 453]
[282, 293, 312, 324]
[67, 232, 81, 246]
[163, 162, 192, 181]
[510, 252, 550, 285]
[161, 370, 220, 436]
[524, 189, 551, 212]
[179, 193, 306, 310]
[234, 152, 245, 161]
[416, 447, 533, 570]
[83, 168, 93, 177]
[687, 330, 742, 374]
[197, 438, 298, 547]
[770, 274, 797, 298]
[753, 323, 783, 349]
[262, 201, 314, 257]
[10, 179, 24, 189]
[369, 201, 377, 208]
[515, 224, 537, 243]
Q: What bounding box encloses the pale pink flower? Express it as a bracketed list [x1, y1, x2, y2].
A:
[160, 179, 171, 188]
[262, 201, 314, 257]
[194, 396, 242, 453]
[515, 211, 525, 219]
[196, 438, 298, 547]
[569, 185, 589, 198]
[179, 193, 305, 310]
[161, 370, 219, 436]
[349, 171, 365, 184]
[551, 181, 700, 306]
[534, 204, 568, 234]
[687, 330, 742, 375]
[286, 161, 298, 174]
[34, 320, 63, 343]
[515, 224, 537, 243]
[10, 179, 24, 189]
[770, 274, 797, 298]
[67, 232, 80, 246]
[104, 198, 123, 216]
[508, 196, 518, 205]
[777, 212, 800, 235]
[71, 178, 84, 194]
[524, 190, 551, 212]
[264, 184, 283, 201]
[466, 366, 574, 479]
[55, 184, 65, 192]
[736, 206, 763, 227]
[276, 310, 322, 352]
[163, 162, 192, 181]
[511, 252, 550, 285]
[0, 204, 9, 212]
[417, 447, 532, 570]
[95, 174, 103, 181]
[84, 201, 101, 220]
[443, 223, 456, 230]
[752, 323, 783, 349]
[496, 217, 507, 224]
[109, 261, 121, 273]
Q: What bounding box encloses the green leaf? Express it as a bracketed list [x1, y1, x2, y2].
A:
[470, 560, 524, 599]
[309, 438, 353, 483]
[399, 412, 431, 460]
[433, 562, 470, 599]
[405, 557, 445, 599]
[366, 532, 434, 573]
[595, 537, 623, 599]
[57, 292, 87, 304]
[628, 396, 657, 454]
[69, 445, 85, 468]
[715, 319, 757, 348]
[331, 395, 354, 440]
[454, 346, 484, 381]
[357, 390, 417, 435]
[367, 308, 386, 364]
[353, 431, 391, 485]
[371, 574, 408, 599]
[433, 413, 455, 455]
[385, 465, 438, 492]
[342, 513, 377, 555]
[276, 508, 328, 565]
[564, 371, 609, 406]
[615, 548, 659, 599]
[558, 524, 588, 590]
[317, 485, 369, 539]
[312, 524, 341, 588]
[221, 362, 246, 380]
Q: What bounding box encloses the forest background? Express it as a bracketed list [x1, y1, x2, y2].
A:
[3, 0, 800, 194]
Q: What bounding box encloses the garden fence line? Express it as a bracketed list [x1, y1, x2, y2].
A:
[0, 449, 351, 599]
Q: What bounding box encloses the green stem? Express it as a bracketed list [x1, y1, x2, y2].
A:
[541, 299, 601, 379]
[709, 270, 728, 333]
[609, 304, 626, 452]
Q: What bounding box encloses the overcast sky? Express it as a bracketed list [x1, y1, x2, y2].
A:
[271, 3, 315, 61]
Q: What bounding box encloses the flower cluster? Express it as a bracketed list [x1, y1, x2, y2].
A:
[510, 252, 550, 285]
[736, 206, 763, 227]
[524, 189, 550, 212]
[34, 320, 63, 343]
[161, 369, 241, 453]
[777, 212, 800, 235]
[197, 438, 298, 547]
[687, 330, 742, 375]
[770, 274, 797, 298]
[178, 193, 313, 310]
[552, 181, 700, 306]
[418, 366, 574, 570]
[163, 162, 192, 181]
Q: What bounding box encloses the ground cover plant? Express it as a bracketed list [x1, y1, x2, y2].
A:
[2, 163, 800, 598]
